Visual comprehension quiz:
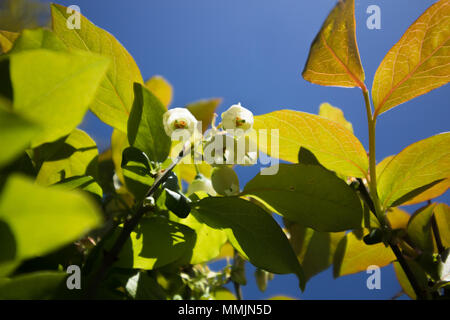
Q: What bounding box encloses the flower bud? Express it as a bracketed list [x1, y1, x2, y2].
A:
[221, 103, 253, 133]
[186, 174, 217, 196]
[163, 108, 198, 139]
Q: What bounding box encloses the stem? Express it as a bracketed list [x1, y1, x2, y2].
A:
[85, 142, 191, 299]
[233, 281, 243, 300]
[361, 88, 426, 300]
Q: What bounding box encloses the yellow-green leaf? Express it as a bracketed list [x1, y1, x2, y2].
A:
[35, 129, 99, 186]
[10, 49, 109, 147]
[393, 260, 429, 300]
[318, 102, 353, 133]
[253, 110, 368, 178]
[333, 230, 395, 277]
[402, 178, 450, 206]
[372, 0, 450, 117]
[187, 98, 222, 133]
[287, 221, 345, 281]
[407, 203, 437, 252]
[0, 30, 19, 54]
[376, 155, 394, 181]
[302, 0, 365, 88]
[377, 132, 450, 209]
[434, 203, 450, 248]
[111, 128, 129, 184]
[51, 4, 144, 132]
[145, 75, 173, 108]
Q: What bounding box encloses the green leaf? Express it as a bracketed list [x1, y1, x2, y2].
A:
[51, 4, 144, 132]
[164, 188, 191, 219]
[286, 220, 345, 282]
[187, 98, 222, 133]
[128, 83, 171, 163]
[105, 216, 195, 270]
[55, 175, 103, 201]
[377, 132, 450, 209]
[407, 204, 437, 252]
[172, 212, 227, 265]
[402, 178, 450, 206]
[0, 174, 102, 265]
[253, 110, 368, 178]
[434, 203, 450, 248]
[333, 230, 395, 277]
[0, 271, 66, 299]
[125, 271, 167, 300]
[10, 49, 109, 147]
[145, 75, 173, 108]
[372, 0, 450, 117]
[192, 197, 305, 290]
[0, 30, 19, 54]
[243, 163, 363, 232]
[211, 288, 237, 300]
[36, 129, 99, 186]
[302, 0, 365, 88]
[393, 260, 429, 300]
[0, 108, 40, 167]
[10, 28, 66, 52]
[318, 102, 353, 133]
[121, 146, 154, 200]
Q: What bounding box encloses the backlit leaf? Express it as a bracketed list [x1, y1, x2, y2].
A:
[0, 30, 19, 54]
[10, 49, 109, 147]
[104, 216, 195, 270]
[128, 83, 171, 163]
[287, 221, 345, 281]
[333, 230, 395, 277]
[145, 75, 173, 108]
[253, 110, 368, 178]
[10, 28, 66, 52]
[51, 4, 143, 132]
[0, 271, 66, 299]
[0, 108, 40, 167]
[402, 178, 450, 206]
[243, 163, 363, 232]
[433, 203, 450, 248]
[372, 0, 450, 117]
[407, 204, 437, 253]
[192, 197, 305, 290]
[36, 129, 98, 186]
[0, 174, 102, 265]
[318, 102, 353, 133]
[187, 98, 222, 133]
[302, 0, 365, 88]
[377, 132, 450, 209]
[393, 260, 429, 300]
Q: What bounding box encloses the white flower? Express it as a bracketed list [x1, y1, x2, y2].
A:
[163, 108, 198, 139]
[221, 103, 254, 134]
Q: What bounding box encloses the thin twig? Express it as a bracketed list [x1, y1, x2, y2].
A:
[85, 142, 191, 299]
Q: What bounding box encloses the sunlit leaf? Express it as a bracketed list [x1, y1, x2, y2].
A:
[407, 204, 437, 253]
[302, 0, 365, 88]
[0, 174, 102, 265]
[211, 288, 236, 300]
[333, 230, 395, 277]
[121, 146, 154, 200]
[393, 260, 429, 300]
[433, 203, 450, 248]
[318, 102, 353, 133]
[372, 0, 450, 117]
[172, 212, 227, 265]
[55, 175, 103, 201]
[10, 28, 66, 52]
[145, 75, 173, 108]
[51, 4, 144, 132]
[0, 271, 66, 299]
[187, 98, 222, 133]
[387, 207, 411, 230]
[36, 129, 98, 186]
[253, 110, 368, 178]
[377, 132, 450, 209]
[10, 49, 109, 147]
[104, 216, 195, 270]
[0, 108, 40, 167]
[376, 155, 394, 181]
[192, 197, 305, 290]
[243, 163, 363, 232]
[0, 30, 19, 54]
[402, 178, 450, 206]
[287, 220, 345, 281]
[177, 161, 213, 184]
[128, 83, 171, 163]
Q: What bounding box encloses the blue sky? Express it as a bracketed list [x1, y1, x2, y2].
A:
[42, 0, 449, 299]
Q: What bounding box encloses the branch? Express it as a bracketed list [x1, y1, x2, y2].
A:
[85, 142, 191, 299]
